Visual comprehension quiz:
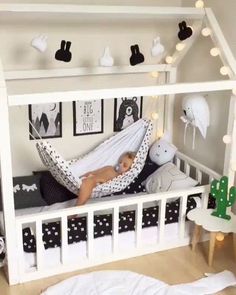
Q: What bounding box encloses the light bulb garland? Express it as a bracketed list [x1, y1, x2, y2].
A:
[201, 27, 211, 37]
[223, 135, 232, 144]
[176, 43, 186, 52]
[220, 66, 230, 76]
[166, 56, 174, 64]
[151, 71, 159, 78]
[216, 232, 225, 242]
[151, 112, 159, 120]
[195, 0, 204, 8]
[156, 130, 163, 139]
[210, 48, 220, 57]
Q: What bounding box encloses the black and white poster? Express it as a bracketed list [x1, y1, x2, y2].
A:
[29, 103, 62, 140]
[114, 96, 143, 132]
[73, 100, 104, 136]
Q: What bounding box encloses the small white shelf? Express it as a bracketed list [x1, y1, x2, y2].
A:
[4, 65, 171, 81]
[0, 4, 205, 19]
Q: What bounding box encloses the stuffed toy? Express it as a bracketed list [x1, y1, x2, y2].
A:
[149, 133, 177, 166]
[180, 94, 210, 149]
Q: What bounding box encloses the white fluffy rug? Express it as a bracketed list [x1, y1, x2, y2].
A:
[41, 270, 236, 295]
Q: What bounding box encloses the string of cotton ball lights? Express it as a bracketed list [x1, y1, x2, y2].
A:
[150, 71, 159, 78]
[216, 232, 225, 242]
[195, 0, 204, 8]
[201, 27, 212, 37]
[176, 43, 186, 52]
[210, 47, 220, 57]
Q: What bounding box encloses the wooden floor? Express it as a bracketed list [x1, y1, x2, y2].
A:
[1, 235, 236, 295]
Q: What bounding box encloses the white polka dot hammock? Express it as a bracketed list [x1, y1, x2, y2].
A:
[34, 119, 153, 198]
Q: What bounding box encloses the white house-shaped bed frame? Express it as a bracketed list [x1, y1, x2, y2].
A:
[0, 4, 235, 285]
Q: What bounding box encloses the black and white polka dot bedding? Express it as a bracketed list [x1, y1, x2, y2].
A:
[22, 196, 198, 253]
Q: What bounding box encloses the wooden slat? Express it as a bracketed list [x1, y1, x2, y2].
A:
[5, 65, 171, 81]
[202, 192, 209, 209]
[176, 158, 181, 169]
[8, 80, 236, 107]
[184, 162, 190, 176]
[112, 207, 119, 253]
[36, 220, 43, 271]
[179, 195, 188, 239]
[135, 203, 143, 248]
[60, 216, 68, 264]
[165, 67, 177, 141]
[197, 169, 203, 184]
[158, 199, 166, 243]
[15, 186, 209, 225]
[87, 211, 94, 259]
[16, 222, 24, 279]
[0, 86, 19, 284]
[224, 96, 236, 187]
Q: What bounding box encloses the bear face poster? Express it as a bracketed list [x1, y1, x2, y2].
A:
[73, 100, 104, 136]
[28, 103, 62, 140]
[114, 96, 143, 132]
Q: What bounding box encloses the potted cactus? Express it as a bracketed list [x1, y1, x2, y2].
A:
[211, 176, 236, 220]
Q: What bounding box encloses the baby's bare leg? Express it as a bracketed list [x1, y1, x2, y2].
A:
[77, 177, 96, 206]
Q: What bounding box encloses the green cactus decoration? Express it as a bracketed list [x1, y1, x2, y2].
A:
[211, 176, 236, 220]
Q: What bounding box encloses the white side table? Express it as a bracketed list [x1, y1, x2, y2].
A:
[187, 208, 236, 266]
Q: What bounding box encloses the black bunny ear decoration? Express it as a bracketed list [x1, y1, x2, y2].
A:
[55, 40, 72, 62]
[178, 21, 193, 41]
[130, 44, 145, 66]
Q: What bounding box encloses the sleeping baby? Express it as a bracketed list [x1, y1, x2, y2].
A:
[77, 152, 136, 205]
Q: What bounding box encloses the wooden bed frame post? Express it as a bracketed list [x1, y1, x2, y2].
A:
[164, 67, 177, 142]
[224, 95, 236, 187]
[0, 63, 19, 285]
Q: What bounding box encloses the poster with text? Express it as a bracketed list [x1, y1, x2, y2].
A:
[73, 100, 104, 136]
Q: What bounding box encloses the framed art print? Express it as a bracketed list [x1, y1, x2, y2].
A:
[29, 103, 62, 140]
[113, 96, 143, 132]
[73, 99, 104, 136]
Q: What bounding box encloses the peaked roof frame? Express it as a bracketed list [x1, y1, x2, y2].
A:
[0, 4, 235, 285]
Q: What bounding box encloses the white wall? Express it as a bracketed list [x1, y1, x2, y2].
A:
[1, 0, 181, 176]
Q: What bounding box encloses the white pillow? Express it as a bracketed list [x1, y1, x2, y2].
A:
[144, 162, 198, 194]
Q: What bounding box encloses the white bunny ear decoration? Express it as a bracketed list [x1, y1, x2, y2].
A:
[31, 34, 48, 53]
[99, 46, 114, 67]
